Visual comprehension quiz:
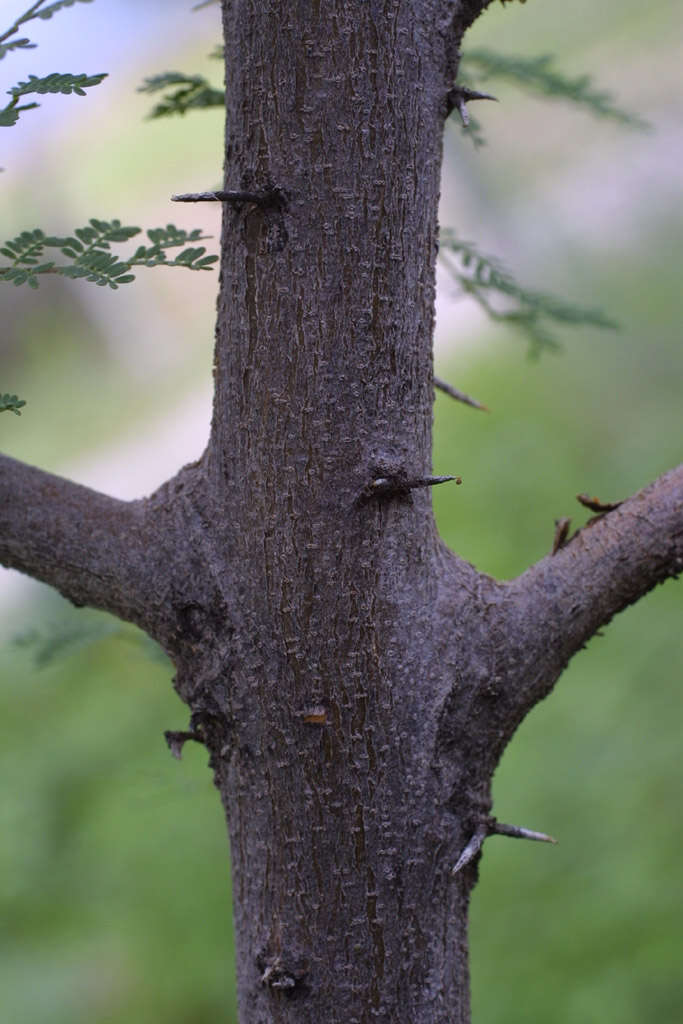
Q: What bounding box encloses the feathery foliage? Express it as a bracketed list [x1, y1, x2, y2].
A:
[138, 71, 224, 119]
[439, 229, 618, 355]
[0, 220, 218, 290]
[1, 71, 107, 126]
[460, 49, 648, 129]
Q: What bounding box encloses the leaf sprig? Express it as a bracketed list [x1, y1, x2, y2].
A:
[1, 71, 107, 126]
[0, 220, 218, 290]
[138, 72, 225, 119]
[439, 229, 617, 355]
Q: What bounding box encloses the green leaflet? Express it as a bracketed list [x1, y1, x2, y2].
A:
[0, 221, 218, 291]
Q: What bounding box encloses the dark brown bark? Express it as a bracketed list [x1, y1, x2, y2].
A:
[1, 2, 682, 1022]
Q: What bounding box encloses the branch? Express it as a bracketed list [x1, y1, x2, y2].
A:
[0, 454, 203, 645]
[502, 464, 683, 720]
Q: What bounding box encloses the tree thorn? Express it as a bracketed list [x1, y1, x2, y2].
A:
[489, 819, 558, 845]
[365, 473, 462, 500]
[452, 817, 557, 874]
[164, 728, 206, 760]
[407, 474, 461, 490]
[577, 492, 623, 514]
[171, 187, 287, 211]
[447, 85, 498, 126]
[434, 375, 489, 411]
[551, 516, 572, 555]
[451, 824, 488, 875]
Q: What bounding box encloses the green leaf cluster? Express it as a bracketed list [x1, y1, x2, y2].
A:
[439, 229, 617, 355]
[0, 393, 26, 415]
[0, 220, 218, 290]
[138, 72, 225, 119]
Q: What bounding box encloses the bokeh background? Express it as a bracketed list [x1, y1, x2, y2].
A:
[1, 1, 681, 1021]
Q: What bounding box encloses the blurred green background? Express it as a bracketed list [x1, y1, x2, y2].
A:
[1, 1, 681, 1021]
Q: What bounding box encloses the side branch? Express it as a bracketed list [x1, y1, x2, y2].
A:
[502, 463, 683, 718]
[0, 453, 199, 644]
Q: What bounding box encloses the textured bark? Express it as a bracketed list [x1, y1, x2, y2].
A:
[1, 2, 682, 1022]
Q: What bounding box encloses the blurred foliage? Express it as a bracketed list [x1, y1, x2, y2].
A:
[0, 392, 26, 414]
[459, 50, 649, 129]
[138, 71, 224, 120]
[0, 608, 237, 1024]
[439, 229, 617, 355]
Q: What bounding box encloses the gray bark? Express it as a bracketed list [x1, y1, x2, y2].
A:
[1, 1, 682, 1022]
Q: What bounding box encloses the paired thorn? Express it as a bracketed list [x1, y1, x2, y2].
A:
[447, 85, 498, 127]
[552, 493, 622, 555]
[434, 375, 488, 412]
[365, 473, 462, 500]
[451, 817, 557, 875]
[171, 187, 287, 211]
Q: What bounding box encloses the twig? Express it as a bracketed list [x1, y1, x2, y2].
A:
[434, 375, 488, 411]
[0, 0, 47, 45]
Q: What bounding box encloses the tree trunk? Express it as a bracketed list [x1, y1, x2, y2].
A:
[1, 2, 682, 1022]
[199, 3, 482, 1019]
